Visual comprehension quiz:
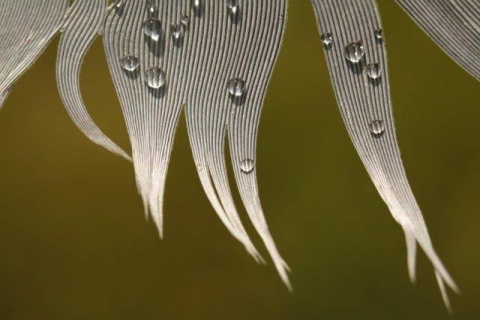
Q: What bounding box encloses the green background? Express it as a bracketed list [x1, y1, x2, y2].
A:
[0, 1, 479, 319]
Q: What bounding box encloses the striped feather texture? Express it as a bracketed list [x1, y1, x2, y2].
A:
[396, 0, 480, 81]
[103, 0, 289, 285]
[184, 1, 289, 285]
[311, 0, 458, 310]
[57, 0, 132, 161]
[0, 0, 68, 109]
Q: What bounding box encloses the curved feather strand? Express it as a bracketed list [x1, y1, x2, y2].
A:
[57, 0, 132, 161]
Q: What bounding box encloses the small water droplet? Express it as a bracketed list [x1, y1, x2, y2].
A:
[180, 14, 190, 28]
[344, 41, 365, 64]
[374, 29, 383, 41]
[240, 159, 255, 174]
[226, 0, 240, 20]
[192, 0, 203, 15]
[113, 0, 124, 9]
[369, 120, 385, 136]
[120, 55, 140, 72]
[143, 18, 162, 41]
[321, 32, 333, 48]
[227, 78, 246, 97]
[146, 0, 157, 18]
[171, 24, 185, 42]
[145, 67, 166, 89]
[367, 63, 381, 80]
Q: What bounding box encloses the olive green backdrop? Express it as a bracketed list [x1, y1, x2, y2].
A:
[0, 1, 479, 319]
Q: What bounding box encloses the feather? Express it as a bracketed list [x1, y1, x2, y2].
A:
[396, 0, 480, 81]
[103, 0, 289, 286]
[0, 0, 68, 109]
[184, 1, 290, 285]
[57, 0, 132, 161]
[311, 0, 458, 309]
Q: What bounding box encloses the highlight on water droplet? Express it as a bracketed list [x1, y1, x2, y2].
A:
[226, 0, 240, 20]
[374, 29, 384, 41]
[113, 0, 124, 10]
[145, 67, 166, 89]
[171, 24, 185, 43]
[192, 0, 203, 16]
[180, 14, 190, 28]
[146, 0, 158, 18]
[120, 55, 140, 72]
[240, 159, 255, 174]
[367, 63, 381, 80]
[143, 18, 162, 41]
[227, 78, 247, 98]
[344, 41, 365, 64]
[321, 32, 333, 48]
[369, 120, 385, 137]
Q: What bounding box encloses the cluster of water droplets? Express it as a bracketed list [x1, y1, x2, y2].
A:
[320, 28, 387, 138]
[118, 0, 252, 172]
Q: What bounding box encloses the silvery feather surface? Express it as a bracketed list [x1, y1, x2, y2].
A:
[57, 0, 132, 161]
[0, 0, 479, 312]
[0, 0, 68, 110]
[396, 0, 480, 81]
[310, 0, 463, 311]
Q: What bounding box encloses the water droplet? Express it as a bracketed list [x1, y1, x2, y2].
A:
[227, 78, 246, 97]
[143, 18, 162, 41]
[120, 55, 140, 72]
[226, 0, 240, 19]
[171, 24, 185, 42]
[369, 120, 385, 136]
[374, 29, 383, 41]
[180, 14, 190, 28]
[145, 67, 166, 89]
[146, 0, 157, 18]
[344, 41, 365, 64]
[192, 0, 203, 15]
[367, 63, 381, 80]
[113, 0, 124, 9]
[240, 159, 255, 174]
[321, 32, 333, 48]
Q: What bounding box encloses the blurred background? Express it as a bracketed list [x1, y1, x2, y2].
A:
[0, 1, 479, 319]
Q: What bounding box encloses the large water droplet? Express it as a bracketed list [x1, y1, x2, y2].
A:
[143, 19, 162, 41]
[192, 0, 203, 15]
[344, 41, 365, 64]
[367, 63, 381, 80]
[374, 29, 383, 41]
[240, 159, 255, 174]
[369, 120, 385, 136]
[145, 67, 166, 89]
[321, 32, 333, 48]
[120, 55, 140, 72]
[171, 24, 185, 42]
[227, 78, 246, 97]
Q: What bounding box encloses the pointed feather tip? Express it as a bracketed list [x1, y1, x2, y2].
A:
[101, 141, 132, 162]
[405, 231, 417, 284]
[121, 153, 133, 162]
[401, 227, 460, 311]
[436, 272, 454, 314]
[279, 259, 293, 292]
[247, 246, 266, 265]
